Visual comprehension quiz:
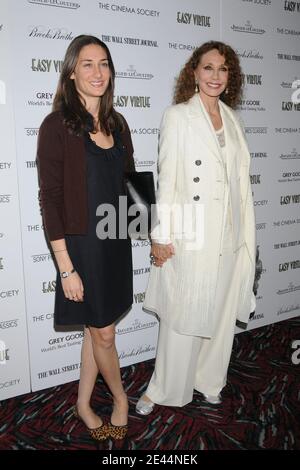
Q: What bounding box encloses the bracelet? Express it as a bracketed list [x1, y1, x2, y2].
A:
[60, 268, 76, 279]
[53, 249, 67, 253]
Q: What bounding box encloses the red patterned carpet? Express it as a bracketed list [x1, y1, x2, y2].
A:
[0, 317, 299, 450]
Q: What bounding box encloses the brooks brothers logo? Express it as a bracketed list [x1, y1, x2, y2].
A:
[28, 26, 74, 40]
[277, 281, 300, 294]
[280, 194, 300, 204]
[101, 34, 158, 47]
[279, 259, 300, 271]
[242, 0, 271, 5]
[242, 73, 262, 85]
[114, 95, 150, 108]
[33, 312, 54, 322]
[116, 65, 153, 80]
[27, 0, 80, 9]
[0, 289, 19, 299]
[245, 126, 268, 134]
[28, 92, 54, 107]
[273, 218, 300, 227]
[277, 304, 300, 315]
[231, 20, 265, 34]
[237, 48, 263, 60]
[38, 362, 81, 380]
[176, 11, 211, 27]
[282, 100, 300, 111]
[0, 319, 19, 329]
[169, 42, 197, 51]
[98, 3, 160, 17]
[250, 151, 268, 158]
[283, 1, 300, 11]
[0, 258, 3, 270]
[0, 194, 11, 203]
[280, 148, 300, 159]
[274, 239, 300, 249]
[278, 171, 300, 182]
[31, 252, 52, 263]
[116, 318, 157, 336]
[118, 344, 155, 360]
[0, 162, 12, 170]
[31, 58, 63, 72]
[26, 160, 37, 168]
[42, 280, 56, 293]
[277, 52, 300, 61]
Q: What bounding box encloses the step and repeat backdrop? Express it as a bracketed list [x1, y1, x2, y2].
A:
[0, 0, 299, 400]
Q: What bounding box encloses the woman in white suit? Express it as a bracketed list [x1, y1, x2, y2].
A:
[136, 41, 256, 414]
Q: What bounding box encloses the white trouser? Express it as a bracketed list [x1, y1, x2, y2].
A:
[146, 216, 242, 407]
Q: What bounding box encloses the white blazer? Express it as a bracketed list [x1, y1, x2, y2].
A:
[144, 94, 256, 337]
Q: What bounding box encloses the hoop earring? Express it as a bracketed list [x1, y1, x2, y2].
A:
[195, 81, 199, 93]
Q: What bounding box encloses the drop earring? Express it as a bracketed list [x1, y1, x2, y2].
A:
[195, 81, 199, 93]
[225, 88, 229, 95]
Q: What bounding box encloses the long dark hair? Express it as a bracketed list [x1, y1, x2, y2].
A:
[53, 34, 123, 135]
[174, 41, 243, 109]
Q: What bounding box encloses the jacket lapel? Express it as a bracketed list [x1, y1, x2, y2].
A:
[187, 94, 241, 179]
[219, 101, 238, 179]
[187, 94, 222, 163]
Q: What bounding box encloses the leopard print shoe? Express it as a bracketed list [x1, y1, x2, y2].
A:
[107, 421, 128, 440]
[72, 405, 109, 441]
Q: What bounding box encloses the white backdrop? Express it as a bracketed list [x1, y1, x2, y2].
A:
[0, 0, 299, 400]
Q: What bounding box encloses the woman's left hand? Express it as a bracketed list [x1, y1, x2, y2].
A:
[150, 242, 175, 268]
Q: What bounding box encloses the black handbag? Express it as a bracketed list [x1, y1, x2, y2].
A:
[124, 171, 157, 239]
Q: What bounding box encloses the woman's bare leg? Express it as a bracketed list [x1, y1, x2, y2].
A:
[89, 324, 128, 426]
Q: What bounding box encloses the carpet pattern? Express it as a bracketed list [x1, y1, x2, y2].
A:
[0, 317, 299, 450]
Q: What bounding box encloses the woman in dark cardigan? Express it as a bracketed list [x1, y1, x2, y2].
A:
[37, 35, 135, 441]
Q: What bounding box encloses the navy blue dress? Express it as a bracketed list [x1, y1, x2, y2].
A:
[54, 130, 133, 328]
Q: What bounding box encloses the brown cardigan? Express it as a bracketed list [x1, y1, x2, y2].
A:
[37, 111, 135, 241]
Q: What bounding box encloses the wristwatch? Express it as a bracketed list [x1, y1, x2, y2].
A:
[60, 268, 76, 279]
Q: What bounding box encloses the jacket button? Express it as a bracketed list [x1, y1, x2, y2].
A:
[195, 160, 202, 166]
[193, 195, 200, 201]
[193, 177, 200, 183]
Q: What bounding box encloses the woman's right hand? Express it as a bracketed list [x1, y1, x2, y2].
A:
[61, 271, 84, 302]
